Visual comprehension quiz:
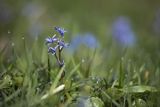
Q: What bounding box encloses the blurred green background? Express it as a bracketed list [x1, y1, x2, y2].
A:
[1, 0, 160, 67]
[1, 0, 160, 38]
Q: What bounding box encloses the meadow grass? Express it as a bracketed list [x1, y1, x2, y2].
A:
[0, 28, 160, 107]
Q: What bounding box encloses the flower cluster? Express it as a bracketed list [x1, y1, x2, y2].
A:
[45, 27, 69, 67]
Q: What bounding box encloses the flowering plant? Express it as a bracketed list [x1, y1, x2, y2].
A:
[45, 27, 69, 68]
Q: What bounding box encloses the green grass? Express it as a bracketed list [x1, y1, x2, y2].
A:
[0, 31, 160, 107]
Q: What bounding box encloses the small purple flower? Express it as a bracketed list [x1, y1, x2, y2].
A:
[112, 16, 136, 47]
[55, 27, 66, 37]
[45, 35, 57, 44]
[48, 46, 58, 55]
[58, 40, 69, 48]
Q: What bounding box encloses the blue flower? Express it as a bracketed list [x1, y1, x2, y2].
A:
[112, 16, 136, 47]
[82, 33, 98, 48]
[55, 27, 67, 37]
[48, 46, 58, 55]
[69, 33, 98, 51]
[58, 40, 69, 48]
[45, 26, 69, 68]
[45, 35, 57, 44]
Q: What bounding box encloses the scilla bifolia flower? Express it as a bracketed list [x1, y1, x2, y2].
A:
[46, 27, 69, 68]
[55, 27, 67, 37]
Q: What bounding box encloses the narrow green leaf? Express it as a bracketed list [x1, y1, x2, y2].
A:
[119, 57, 125, 87]
[102, 90, 120, 107]
[123, 85, 158, 93]
[50, 65, 65, 91]
[66, 63, 80, 80]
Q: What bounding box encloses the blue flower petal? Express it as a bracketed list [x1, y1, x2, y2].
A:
[58, 40, 69, 48]
[45, 36, 58, 44]
[55, 27, 67, 37]
[48, 46, 58, 55]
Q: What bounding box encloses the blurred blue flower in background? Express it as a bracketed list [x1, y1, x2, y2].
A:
[22, 2, 45, 20]
[69, 33, 98, 52]
[112, 16, 136, 47]
[22, 2, 45, 38]
[83, 34, 98, 48]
